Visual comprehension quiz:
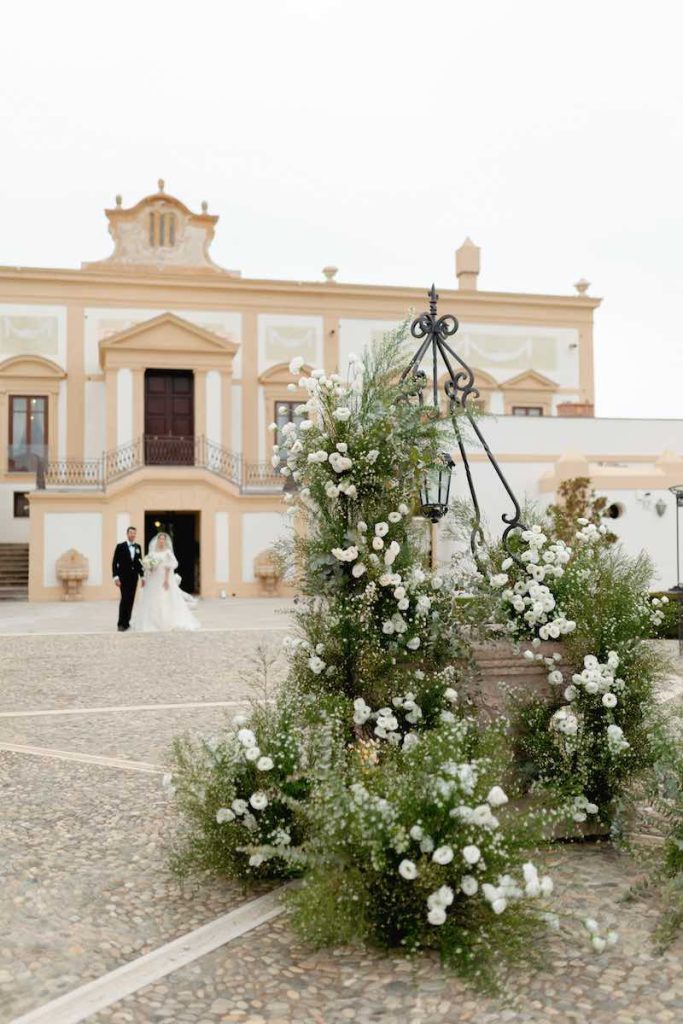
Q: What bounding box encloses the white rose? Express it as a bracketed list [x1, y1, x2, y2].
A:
[375, 522, 389, 537]
[257, 756, 274, 771]
[461, 875, 478, 896]
[249, 791, 268, 810]
[486, 786, 508, 808]
[372, 536, 384, 550]
[289, 356, 305, 374]
[244, 745, 261, 762]
[215, 807, 235, 823]
[237, 728, 257, 747]
[232, 798, 248, 815]
[406, 637, 421, 651]
[308, 656, 326, 674]
[398, 859, 418, 880]
[462, 844, 481, 865]
[432, 845, 454, 865]
[333, 407, 351, 422]
[351, 562, 367, 578]
[427, 906, 447, 926]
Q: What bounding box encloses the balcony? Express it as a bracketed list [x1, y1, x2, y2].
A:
[35, 436, 282, 494]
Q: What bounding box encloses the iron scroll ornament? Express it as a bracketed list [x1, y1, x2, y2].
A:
[400, 284, 526, 563]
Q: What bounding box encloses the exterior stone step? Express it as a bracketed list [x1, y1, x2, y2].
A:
[0, 586, 28, 601]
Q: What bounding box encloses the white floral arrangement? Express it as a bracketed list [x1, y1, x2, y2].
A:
[483, 507, 666, 828]
[142, 554, 161, 573]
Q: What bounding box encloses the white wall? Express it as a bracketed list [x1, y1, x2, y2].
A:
[215, 511, 229, 583]
[115, 512, 131, 548]
[231, 384, 242, 454]
[338, 318, 402, 375]
[241, 512, 288, 582]
[455, 322, 579, 388]
[602, 489, 678, 590]
[257, 314, 323, 374]
[116, 368, 133, 447]
[436, 444, 679, 588]
[0, 484, 31, 542]
[0, 303, 67, 367]
[84, 381, 105, 460]
[43, 512, 102, 587]
[58, 380, 67, 460]
[206, 371, 221, 445]
[483, 414, 683, 457]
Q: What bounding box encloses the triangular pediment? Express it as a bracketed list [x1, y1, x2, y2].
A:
[0, 354, 66, 379]
[99, 313, 238, 368]
[501, 369, 558, 390]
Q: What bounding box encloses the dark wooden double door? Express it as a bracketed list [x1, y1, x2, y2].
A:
[144, 370, 194, 465]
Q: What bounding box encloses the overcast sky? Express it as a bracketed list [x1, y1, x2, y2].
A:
[0, 1, 681, 418]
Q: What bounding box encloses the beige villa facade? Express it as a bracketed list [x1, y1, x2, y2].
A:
[1, 182, 680, 599]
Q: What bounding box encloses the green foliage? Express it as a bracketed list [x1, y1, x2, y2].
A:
[287, 718, 554, 991]
[473, 504, 667, 826]
[546, 477, 617, 546]
[625, 711, 683, 951]
[649, 593, 680, 640]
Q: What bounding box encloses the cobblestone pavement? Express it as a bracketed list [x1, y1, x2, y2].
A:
[90, 845, 683, 1024]
[1, 627, 682, 1023]
[0, 630, 287, 710]
[0, 752, 261, 1021]
[0, 704, 252, 764]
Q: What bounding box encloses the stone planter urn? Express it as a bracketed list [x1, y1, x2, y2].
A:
[468, 638, 568, 720]
[56, 548, 89, 601]
[253, 550, 281, 595]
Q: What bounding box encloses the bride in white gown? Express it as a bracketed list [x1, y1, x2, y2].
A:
[132, 532, 200, 632]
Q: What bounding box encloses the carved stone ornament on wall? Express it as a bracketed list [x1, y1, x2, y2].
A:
[82, 182, 240, 276]
[0, 315, 59, 356]
[264, 324, 318, 365]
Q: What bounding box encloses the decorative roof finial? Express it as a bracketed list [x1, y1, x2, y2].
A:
[158, 178, 165, 193]
[428, 282, 438, 316]
[115, 194, 122, 207]
[574, 278, 590, 295]
[322, 265, 338, 282]
[201, 200, 208, 213]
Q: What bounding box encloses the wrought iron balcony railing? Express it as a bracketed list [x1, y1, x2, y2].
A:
[36, 435, 281, 493]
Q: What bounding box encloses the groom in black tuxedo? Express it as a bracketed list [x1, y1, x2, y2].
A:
[112, 526, 145, 631]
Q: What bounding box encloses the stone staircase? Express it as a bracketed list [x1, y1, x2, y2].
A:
[0, 543, 29, 600]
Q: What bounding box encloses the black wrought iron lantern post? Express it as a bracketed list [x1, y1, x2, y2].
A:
[401, 285, 525, 560]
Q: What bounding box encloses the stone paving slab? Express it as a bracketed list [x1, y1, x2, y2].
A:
[0, 631, 288, 711]
[0, 704, 252, 766]
[89, 844, 683, 1024]
[0, 752, 262, 1022]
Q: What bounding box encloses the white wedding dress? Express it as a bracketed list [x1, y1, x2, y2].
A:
[132, 535, 200, 633]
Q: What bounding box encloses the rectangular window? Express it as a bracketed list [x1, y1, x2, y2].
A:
[9, 395, 48, 471]
[512, 405, 543, 417]
[13, 492, 29, 517]
[274, 400, 305, 444]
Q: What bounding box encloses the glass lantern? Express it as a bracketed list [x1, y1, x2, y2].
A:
[419, 452, 455, 523]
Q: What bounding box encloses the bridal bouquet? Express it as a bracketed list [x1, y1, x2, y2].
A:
[142, 554, 161, 573]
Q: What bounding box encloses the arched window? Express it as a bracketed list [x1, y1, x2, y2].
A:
[149, 210, 177, 248]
